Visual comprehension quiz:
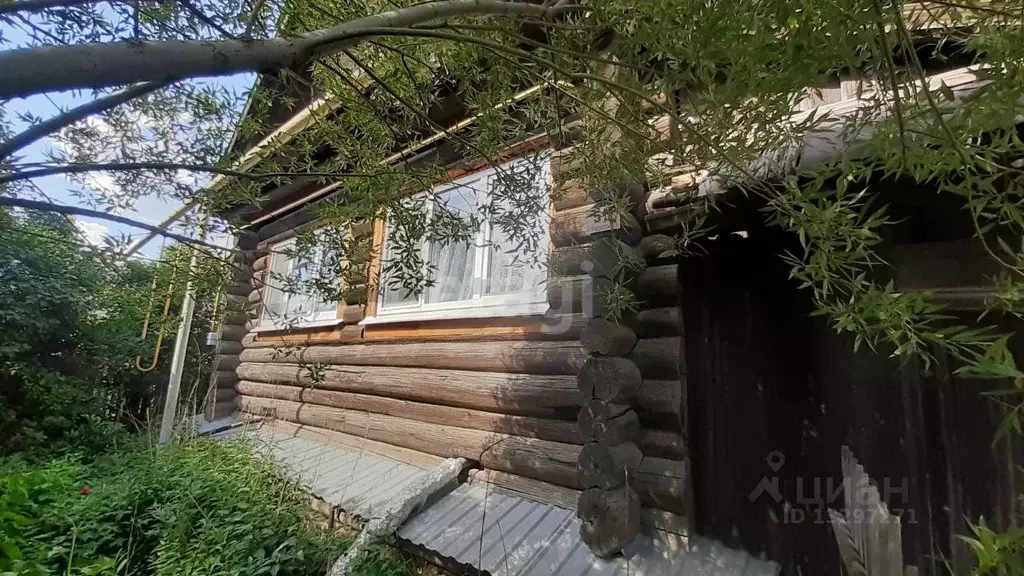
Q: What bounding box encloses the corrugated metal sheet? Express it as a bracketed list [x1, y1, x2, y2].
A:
[192, 411, 240, 436]
[399, 484, 780, 576]
[216, 425, 435, 521]
[206, 422, 778, 575]
[266, 434, 432, 520]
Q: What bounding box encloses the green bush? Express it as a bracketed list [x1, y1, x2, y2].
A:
[0, 209, 225, 457]
[0, 437, 344, 576]
[961, 520, 1024, 576]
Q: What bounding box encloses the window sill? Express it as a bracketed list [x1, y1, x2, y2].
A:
[359, 301, 550, 326]
[251, 317, 344, 334]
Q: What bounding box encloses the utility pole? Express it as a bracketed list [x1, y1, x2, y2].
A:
[159, 213, 210, 444]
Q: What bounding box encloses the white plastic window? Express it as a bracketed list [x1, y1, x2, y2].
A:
[258, 236, 337, 329]
[373, 153, 551, 322]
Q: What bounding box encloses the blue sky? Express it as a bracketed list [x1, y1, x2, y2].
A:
[2, 20, 255, 260]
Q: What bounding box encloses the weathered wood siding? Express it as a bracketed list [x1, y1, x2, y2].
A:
[679, 210, 1024, 575]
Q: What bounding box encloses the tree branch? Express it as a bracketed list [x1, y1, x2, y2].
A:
[0, 81, 169, 161]
[0, 195, 230, 252]
[0, 0, 579, 98]
[919, 0, 1021, 19]
[174, 0, 237, 39]
[0, 0, 96, 16]
[0, 161, 397, 185]
[359, 26, 762, 186]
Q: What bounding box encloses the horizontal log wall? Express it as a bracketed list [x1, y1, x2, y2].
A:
[203, 233, 262, 421]
[234, 377, 683, 458]
[238, 395, 689, 515]
[229, 142, 690, 527]
[234, 300, 688, 519]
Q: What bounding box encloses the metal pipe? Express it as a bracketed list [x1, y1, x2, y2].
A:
[158, 212, 210, 444]
[135, 265, 178, 372]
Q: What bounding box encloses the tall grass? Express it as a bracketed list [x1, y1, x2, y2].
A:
[1, 436, 344, 576]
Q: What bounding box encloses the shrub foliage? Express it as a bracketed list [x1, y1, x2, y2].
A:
[0, 438, 343, 575]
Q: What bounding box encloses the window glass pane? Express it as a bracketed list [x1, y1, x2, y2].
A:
[381, 246, 418, 307]
[379, 196, 427, 310]
[485, 158, 548, 296]
[375, 152, 550, 316]
[287, 251, 335, 318]
[425, 184, 479, 304]
[264, 238, 335, 325]
[382, 281, 418, 307]
[486, 225, 533, 295]
[263, 249, 290, 323]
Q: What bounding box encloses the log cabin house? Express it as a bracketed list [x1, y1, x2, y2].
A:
[201, 7, 1022, 573]
[208, 81, 698, 553]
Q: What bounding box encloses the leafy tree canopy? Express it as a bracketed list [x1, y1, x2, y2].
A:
[0, 209, 223, 454]
[1, 0, 1024, 400]
[3, 0, 1024, 568]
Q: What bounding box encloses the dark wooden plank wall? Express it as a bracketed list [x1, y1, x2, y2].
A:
[680, 226, 1024, 575]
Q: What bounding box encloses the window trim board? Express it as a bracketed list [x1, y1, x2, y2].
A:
[359, 300, 550, 325]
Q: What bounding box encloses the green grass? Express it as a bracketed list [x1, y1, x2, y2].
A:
[0, 433, 444, 576]
[1, 436, 343, 576]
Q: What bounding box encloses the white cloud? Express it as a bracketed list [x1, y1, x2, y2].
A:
[74, 219, 109, 246]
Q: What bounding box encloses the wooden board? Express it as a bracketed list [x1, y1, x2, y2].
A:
[362, 218, 385, 319]
[249, 315, 586, 345]
[362, 313, 585, 342]
[252, 324, 363, 346]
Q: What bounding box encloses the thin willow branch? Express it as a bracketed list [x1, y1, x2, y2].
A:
[871, 0, 908, 163]
[174, 0, 236, 38]
[891, 0, 1023, 278]
[0, 0, 96, 16]
[919, 0, 1022, 19]
[368, 39, 437, 76]
[13, 12, 63, 44]
[340, 47, 509, 178]
[314, 57, 499, 201]
[366, 26, 761, 187]
[0, 196, 230, 252]
[425, 21, 650, 75]
[0, 162, 396, 185]
[0, 81, 169, 160]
